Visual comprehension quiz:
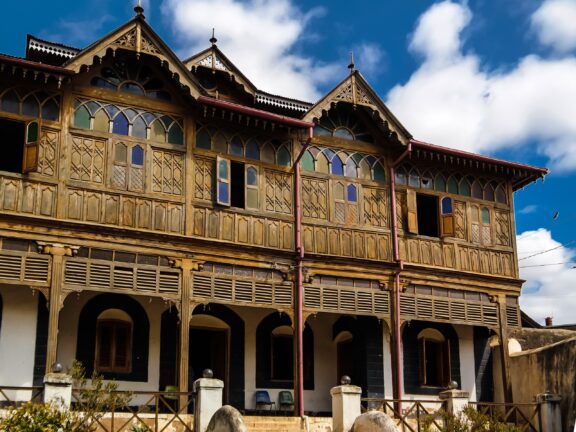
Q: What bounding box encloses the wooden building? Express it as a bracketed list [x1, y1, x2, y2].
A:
[0, 6, 547, 415]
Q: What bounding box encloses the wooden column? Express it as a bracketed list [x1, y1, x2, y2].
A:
[171, 258, 202, 410]
[39, 243, 79, 373]
[496, 294, 513, 403]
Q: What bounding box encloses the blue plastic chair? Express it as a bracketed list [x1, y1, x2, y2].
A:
[255, 390, 275, 412]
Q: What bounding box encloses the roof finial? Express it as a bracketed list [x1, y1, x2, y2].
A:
[210, 28, 218, 46]
[134, 0, 145, 18]
[348, 51, 355, 73]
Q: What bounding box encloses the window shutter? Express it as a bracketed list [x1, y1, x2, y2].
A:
[216, 156, 231, 206]
[471, 205, 481, 244]
[245, 165, 259, 210]
[481, 207, 492, 245]
[440, 197, 455, 237]
[418, 337, 426, 385]
[22, 120, 40, 173]
[407, 189, 418, 234]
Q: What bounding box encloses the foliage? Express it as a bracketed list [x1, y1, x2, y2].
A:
[0, 360, 132, 432]
[422, 406, 524, 432]
[0, 401, 77, 432]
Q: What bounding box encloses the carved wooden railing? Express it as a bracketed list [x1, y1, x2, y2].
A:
[468, 401, 542, 432]
[362, 398, 446, 432]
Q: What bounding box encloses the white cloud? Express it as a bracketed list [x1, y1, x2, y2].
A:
[531, 0, 576, 54]
[161, 0, 342, 101]
[387, 1, 576, 172]
[354, 43, 385, 78]
[519, 205, 538, 215]
[517, 229, 576, 325]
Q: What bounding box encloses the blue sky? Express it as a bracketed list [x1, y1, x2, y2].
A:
[1, 0, 575, 323]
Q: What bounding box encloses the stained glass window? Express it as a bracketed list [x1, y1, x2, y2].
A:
[316, 153, 329, 174]
[168, 124, 183, 145]
[373, 163, 385, 183]
[345, 159, 358, 178]
[196, 129, 211, 149]
[132, 145, 144, 166]
[277, 146, 291, 167]
[395, 167, 407, 185]
[112, 113, 129, 136]
[230, 136, 243, 156]
[94, 110, 110, 132]
[246, 165, 259, 209]
[150, 120, 166, 143]
[331, 155, 344, 175]
[314, 104, 373, 143]
[246, 139, 260, 160]
[481, 207, 490, 224]
[441, 197, 453, 215]
[347, 184, 358, 202]
[447, 177, 458, 194]
[301, 150, 315, 171]
[74, 105, 91, 129]
[115, 142, 127, 163]
[434, 175, 446, 192]
[132, 116, 147, 139]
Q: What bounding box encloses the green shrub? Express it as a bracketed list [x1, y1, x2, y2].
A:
[0, 401, 78, 432]
[422, 406, 524, 432]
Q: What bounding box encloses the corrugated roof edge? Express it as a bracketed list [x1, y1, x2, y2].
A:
[0, 53, 75, 75]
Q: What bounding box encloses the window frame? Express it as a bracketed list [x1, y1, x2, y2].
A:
[94, 318, 133, 374]
[418, 334, 451, 388]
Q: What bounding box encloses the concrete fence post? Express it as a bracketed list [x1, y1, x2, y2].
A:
[330, 384, 362, 432]
[536, 393, 562, 432]
[193, 376, 224, 432]
[43, 372, 73, 410]
[439, 389, 470, 417]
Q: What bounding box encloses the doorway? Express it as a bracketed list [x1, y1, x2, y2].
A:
[189, 327, 229, 402]
[335, 331, 355, 384]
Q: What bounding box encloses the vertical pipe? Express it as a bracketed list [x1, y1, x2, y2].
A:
[389, 142, 412, 405]
[294, 127, 313, 416]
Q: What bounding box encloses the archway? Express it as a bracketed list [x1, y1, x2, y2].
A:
[334, 330, 354, 384]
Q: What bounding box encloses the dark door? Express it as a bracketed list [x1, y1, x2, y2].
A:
[189, 328, 229, 402]
[337, 339, 355, 384]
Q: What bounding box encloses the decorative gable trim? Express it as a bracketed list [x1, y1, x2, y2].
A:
[304, 71, 412, 145]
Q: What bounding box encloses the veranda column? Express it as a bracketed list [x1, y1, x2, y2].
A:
[39, 243, 79, 373]
[172, 258, 203, 411]
[496, 294, 513, 403]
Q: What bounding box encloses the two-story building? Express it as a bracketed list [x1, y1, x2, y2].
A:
[0, 6, 547, 415]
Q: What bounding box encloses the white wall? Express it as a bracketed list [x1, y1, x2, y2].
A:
[0, 285, 39, 400]
[382, 321, 394, 399]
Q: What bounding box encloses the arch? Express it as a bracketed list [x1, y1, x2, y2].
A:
[213, 132, 227, 153]
[484, 183, 495, 202]
[447, 176, 459, 194]
[331, 154, 344, 175]
[434, 174, 446, 192]
[246, 138, 260, 160]
[402, 321, 460, 394]
[193, 304, 245, 409]
[408, 168, 420, 188]
[261, 142, 275, 164]
[372, 162, 386, 183]
[229, 136, 244, 157]
[344, 155, 358, 178]
[420, 171, 433, 189]
[1, 89, 20, 113]
[74, 105, 91, 129]
[301, 150, 315, 172]
[76, 294, 149, 381]
[22, 94, 39, 117]
[316, 152, 329, 174]
[395, 166, 407, 185]
[196, 128, 212, 150]
[276, 145, 292, 167]
[112, 112, 129, 135]
[41, 98, 60, 121]
[472, 180, 483, 199]
[256, 312, 314, 390]
[496, 185, 507, 204]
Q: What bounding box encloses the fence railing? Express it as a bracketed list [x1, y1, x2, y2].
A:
[362, 398, 447, 432]
[0, 386, 44, 407]
[468, 401, 542, 432]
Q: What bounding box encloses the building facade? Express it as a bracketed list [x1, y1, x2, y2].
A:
[0, 8, 547, 415]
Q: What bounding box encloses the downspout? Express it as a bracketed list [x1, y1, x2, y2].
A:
[389, 141, 412, 405]
[293, 127, 313, 417]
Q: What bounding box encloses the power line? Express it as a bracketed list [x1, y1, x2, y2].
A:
[519, 262, 575, 269]
[518, 239, 576, 261]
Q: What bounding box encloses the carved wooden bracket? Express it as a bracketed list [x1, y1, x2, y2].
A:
[169, 258, 204, 271]
[37, 242, 80, 257]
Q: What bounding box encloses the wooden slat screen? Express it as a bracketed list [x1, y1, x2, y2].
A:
[303, 283, 390, 316]
[0, 251, 50, 286]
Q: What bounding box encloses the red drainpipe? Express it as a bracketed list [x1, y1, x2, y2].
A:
[293, 127, 313, 416]
[389, 141, 412, 405]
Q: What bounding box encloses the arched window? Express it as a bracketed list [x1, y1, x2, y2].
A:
[421, 171, 433, 189]
[246, 139, 260, 160]
[417, 328, 450, 387]
[196, 128, 212, 150]
[408, 168, 420, 188]
[395, 166, 407, 185]
[331, 154, 344, 175]
[212, 132, 227, 153]
[271, 325, 293, 381]
[496, 185, 507, 204]
[229, 136, 244, 157]
[95, 309, 133, 374]
[447, 176, 459, 194]
[434, 174, 446, 192]
[472, 180, 483, 199]
[372, 162, 386, 183]
[301, 150, 315, 172]
[484, 183, 495, 202]
[276, 146, 291, 167]
[459, 178, 471, 197]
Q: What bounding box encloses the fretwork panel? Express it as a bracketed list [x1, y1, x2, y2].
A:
[264, 170, 292, 214]
[302, 224, 391, 261]
[395, 191, 406, 231]
[303, 284, 390, 316]
[0, 250, 50, 286]
[454, 201, 467, 240]
[399, 237, 516, 278]
[363, 187, 388, 227]
[66, 187, 184, 234]
[495, 209, 511, 246]
[0, 175, 56, 217]
[70, 135, 106, 184]
[191, 207, 293, 250]
[191, 272, 292, 308]
[63, 257, 180, 297]
[302, 177, 328, 220]
[38, 128, 58, 177]
[193, 157, 213, 201]
[152, 150, 184, 195]
[400, 293, 499, 327]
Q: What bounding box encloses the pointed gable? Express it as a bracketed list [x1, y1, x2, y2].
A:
[304, 71, 412, 145]
[64, 17, 204, 99]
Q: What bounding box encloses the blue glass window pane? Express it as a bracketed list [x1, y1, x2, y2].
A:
[441, 197, 453, 215]
[277, 147, 291, 167]
[334, 127, 354, 140]
[132, 117, 147, 138]
[247, 167, 258, 185]
[112, 113, 129, 135]
[86, 101, 100, 115]
[41, 99, 60, 121]
[120, 82, 145, 96]
[331, 155, 344, 175]
[246, 140, 260, 160]
[230, 136, 244, 156]
[132, 145, 144, 166]
[91, 77, 116, 90]
[168, 124, 184, 145]
[2, 91, 19, 113]
[143, 112, 157, 124]
[314, 125, 331, 137]
[395, 169, 407, 185]
[324, 148, 336, 160]
[218, 182, 230, 204]
[105, 104, 120, 117]
[347, 184, 357, 202]
[196, 129, 211, 149]
[218, 159, 229, 179]
[366, 156, 376, 166]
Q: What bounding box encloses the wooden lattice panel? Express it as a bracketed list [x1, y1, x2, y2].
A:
[152, 150, 184, 196]
[264, 170, 292, 214]
[38, 128, 59, 177]
[302, 177, 328, 220]
[363, 187, 388, 227]
[0, 251, 50, 286]
[70, 135, 105, 184]
[193, 157, 214, 201]
[63, 257, 180, 297]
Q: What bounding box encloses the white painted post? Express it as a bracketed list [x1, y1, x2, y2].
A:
[536, 393, 562, 432]
[330, 384, 362, 432]
[193, 377, 224, 432]
[439, 389, 470, 417]
[43, 372, 73, 410]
